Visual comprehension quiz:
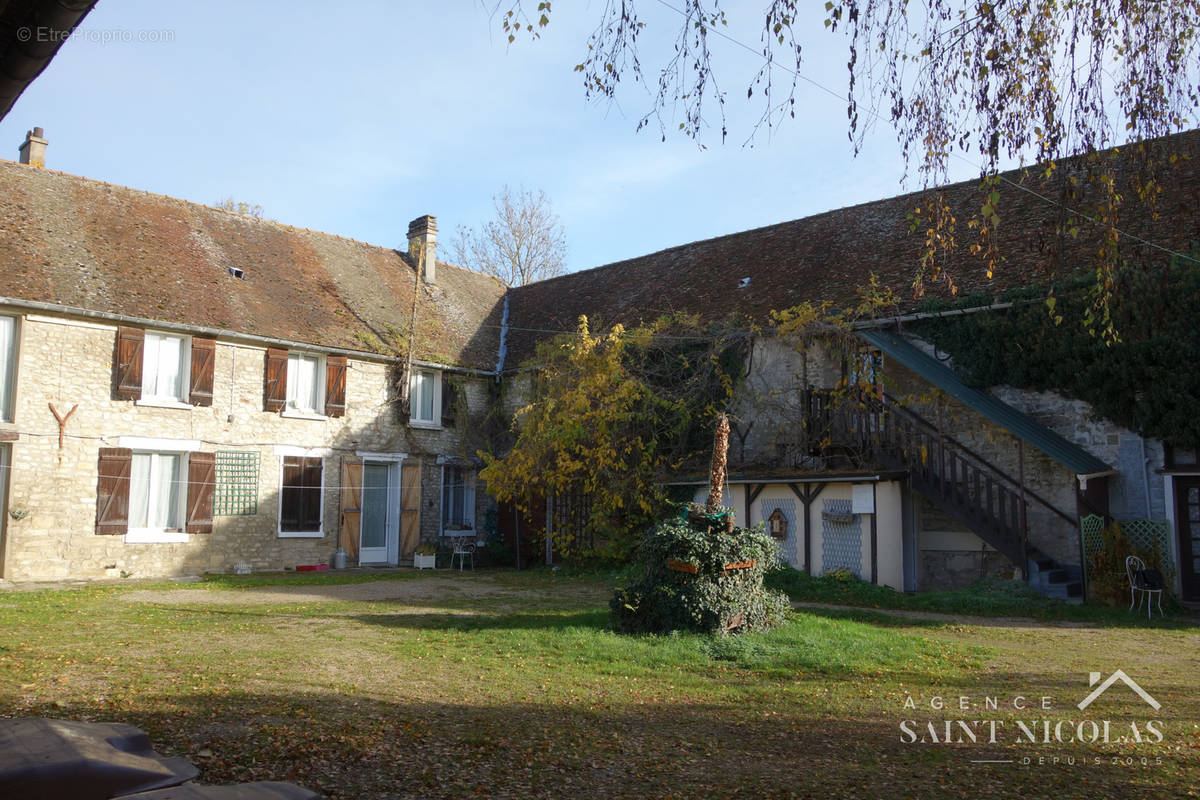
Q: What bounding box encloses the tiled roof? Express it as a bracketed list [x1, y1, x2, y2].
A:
[0, 160, 506, 370]
[506, 131, 1200, 366]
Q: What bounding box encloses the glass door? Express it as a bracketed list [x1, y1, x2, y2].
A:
[359, 462, 391, 564]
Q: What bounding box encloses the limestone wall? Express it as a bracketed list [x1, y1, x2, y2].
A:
[0, 309, 492, 582]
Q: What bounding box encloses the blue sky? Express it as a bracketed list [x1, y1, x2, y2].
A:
[0, 1, 988, 273]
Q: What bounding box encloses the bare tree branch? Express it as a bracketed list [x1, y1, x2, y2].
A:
[451, 186, 568, 286]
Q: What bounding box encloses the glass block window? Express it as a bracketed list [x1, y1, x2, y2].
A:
[214, 451, 259, 516]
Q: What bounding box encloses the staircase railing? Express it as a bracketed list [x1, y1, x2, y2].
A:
[801, 389, 1076, 567]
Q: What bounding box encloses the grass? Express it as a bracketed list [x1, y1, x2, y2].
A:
[1, 570, 1197, 799]
[764, 566, 1197, 626]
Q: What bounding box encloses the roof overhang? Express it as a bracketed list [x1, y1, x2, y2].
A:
[0, 0, 97, 121]
[665, 470, 909, 486]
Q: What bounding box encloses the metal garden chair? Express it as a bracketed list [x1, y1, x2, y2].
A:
[1126, 555, 1164, 619]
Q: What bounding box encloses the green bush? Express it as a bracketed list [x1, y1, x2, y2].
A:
[1087, 523, 1173, 607]
[610, 510, 790, 635]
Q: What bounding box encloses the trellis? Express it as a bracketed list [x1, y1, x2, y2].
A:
[214, 451, 259, 516]
[1080, 514, 1174, 597]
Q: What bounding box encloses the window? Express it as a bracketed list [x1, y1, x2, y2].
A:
[0, 314, 15, 421]
[265, 349, 345, 417]
[142, 332, 188, 402]
[410, 368, 440, 426]
[286, 352, 323, 414]
[114, 327, 215, 406]
[280, 456, 324, 535]
[130, 452, 185, 533]
[442, 465, 475, 532]
[95, 446, 215, 541]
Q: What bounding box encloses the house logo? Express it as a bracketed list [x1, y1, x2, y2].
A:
[1077, 670, 1161, 711]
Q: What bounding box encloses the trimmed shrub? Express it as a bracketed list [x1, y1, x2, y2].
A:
[610, 509, 791, 635]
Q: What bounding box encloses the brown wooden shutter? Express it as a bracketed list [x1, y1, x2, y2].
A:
[440, 377, 457, 428]
[186, 451, 216, 534]
[325, 356, 347, 417]
[189, 338, 216, 407]
[113, 327, 144, 400]
[264, 347, 288, 411]
[95, 447, 132, 535]
[338, 457, 363, 561]
[400, 461, 421, 558]
[301, 457, 324, 531]
[280, 456, 303, 531]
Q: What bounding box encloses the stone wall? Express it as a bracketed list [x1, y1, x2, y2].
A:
[886, 359, 1082, 566]
[732, 337, 841, 468]
[0, 310, 492, 582]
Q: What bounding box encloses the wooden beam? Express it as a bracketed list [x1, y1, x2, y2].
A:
[870, 482, 878, 585]
[789, 482, 825, 575]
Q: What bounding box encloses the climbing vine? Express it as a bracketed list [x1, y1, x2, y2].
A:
[912, 255, 1200, 449]
[480, 313, 751, 560]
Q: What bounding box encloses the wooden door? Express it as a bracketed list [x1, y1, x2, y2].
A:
[1176, 477, 1200, 601]
[339, 457, 363, 562]
[400, 462, 421, 559]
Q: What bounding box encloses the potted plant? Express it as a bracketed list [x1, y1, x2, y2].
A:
[413, 543, 438, 570]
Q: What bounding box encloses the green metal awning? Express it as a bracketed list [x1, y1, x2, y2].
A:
[859, 329, 1114, 477]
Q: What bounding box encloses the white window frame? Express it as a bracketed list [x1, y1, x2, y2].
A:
[440, 464, 476, 537]
[138, 330, 191, 408]
[409, 367, 441, 428]
[0, 314, 19, 423]
[284, 351, 327, 419]
[125, 450, 189, 544]
[277, 455, 325, 538]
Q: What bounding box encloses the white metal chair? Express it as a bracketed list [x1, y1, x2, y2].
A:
[449, 535, 475, 571]
[1126, 555, 1164, 619]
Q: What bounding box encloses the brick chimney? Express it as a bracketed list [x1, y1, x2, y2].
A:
[18, 127, 47, 168]
[407, 215, 438, 285]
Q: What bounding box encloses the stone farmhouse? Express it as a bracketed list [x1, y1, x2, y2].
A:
[1, 128, 1198, 603]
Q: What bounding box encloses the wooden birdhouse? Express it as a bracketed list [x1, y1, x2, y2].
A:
[768, 508, 788, 540]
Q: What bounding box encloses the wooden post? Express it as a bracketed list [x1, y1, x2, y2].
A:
[870, 482, 878, 585]
[707, 413, 731, 513]
[1017, 438, 1028, 580]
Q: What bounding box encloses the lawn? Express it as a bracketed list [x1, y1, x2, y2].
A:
[1, 569, 1197, 799]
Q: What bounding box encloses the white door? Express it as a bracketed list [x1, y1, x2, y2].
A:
[359, 461, 400, 564]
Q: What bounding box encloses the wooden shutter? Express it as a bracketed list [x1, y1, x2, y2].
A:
[325, 356, 347, 417]
[95, 447, 132, 535]
[186, 451, 216, 534]
[339, 457, 363, 560]
[400, 461, 421, 558]
[280, 456, 303, 531]
[113, 327, 144, 400]
[189, 338, 216, 407]
[264, 347, 288, 411]
[440, 378, 457, 428]
[301, 457, 324, 531]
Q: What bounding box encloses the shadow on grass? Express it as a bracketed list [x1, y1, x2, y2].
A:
[8, 687, 1190, 800]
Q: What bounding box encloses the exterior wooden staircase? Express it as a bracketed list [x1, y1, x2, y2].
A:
[803, 390, 1082, 597]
